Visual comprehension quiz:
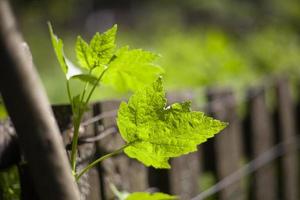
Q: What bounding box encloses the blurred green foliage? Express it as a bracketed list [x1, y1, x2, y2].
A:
[151, 29, 254, 90]
[0, 166, 20, 200]
[198, 171, 217, 200]
[0, 96, 7, 119]
[243, 28, 300, 78]
[14, 0, 300, 104]
[22, 24, 300, 105]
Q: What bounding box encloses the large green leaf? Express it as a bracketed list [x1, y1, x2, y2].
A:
[126, 192, 177, 200]
[100, 47, 164, 92]
[117, 78, 227, 168]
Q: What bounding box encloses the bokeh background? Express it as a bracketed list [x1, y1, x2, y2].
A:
[9, 0, 300, 104]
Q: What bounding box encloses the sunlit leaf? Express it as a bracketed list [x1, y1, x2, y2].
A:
[76, 36, 94, 69]
[90, 25, 117, 67]
[100, 47, 164, 92]
[117, 78, 227, 168]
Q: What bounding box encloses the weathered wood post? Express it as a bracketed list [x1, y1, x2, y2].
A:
[276, 78, 299, 200]
[207, 89, 244, 200]
[248, 87, 277, 200]
[0, 0, 80, 199]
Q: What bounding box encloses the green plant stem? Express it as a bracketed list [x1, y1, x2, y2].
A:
[70, 115, 82, 174]
[66, 80, 73, 110]
[70, 68, 108, 175]
[67, 79, 80, 174]
[75, 143, 131, 181]
[80, 82, 89, 103]
[80, 69, 92, 102]
[84, 67, 108, 105]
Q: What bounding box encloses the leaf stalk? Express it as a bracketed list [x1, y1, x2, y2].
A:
[75, 142, 131, 181]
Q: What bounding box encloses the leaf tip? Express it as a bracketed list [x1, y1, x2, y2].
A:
[222, 121, 229, 129]
[216, 120, 229, 134]
[47, 21, 52, 29]
[76, 35, 82, 40]
[47, 21, 54, 36]
[112, 24, 118, 30]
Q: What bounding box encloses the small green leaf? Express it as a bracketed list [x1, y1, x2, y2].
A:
[117, 78, 227, 168]
[49, 22, 83, 80]
[70, 74, 99, 85]
[126, 192, 177, 200]
[90, 25, 117, 67]
[100, 47, 164, 92]
[48, 22, 68, 75]
[76, 36, 94, 69]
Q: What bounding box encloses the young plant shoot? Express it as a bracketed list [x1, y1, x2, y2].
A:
[49, 23, 227, 199]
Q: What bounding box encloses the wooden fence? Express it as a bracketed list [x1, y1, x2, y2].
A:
[0, 77, 299, 200]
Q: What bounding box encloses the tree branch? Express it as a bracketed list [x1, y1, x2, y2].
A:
[0, 0, 80, 199]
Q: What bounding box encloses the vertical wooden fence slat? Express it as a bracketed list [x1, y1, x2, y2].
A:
[96, 100, 126, 199]
[96, 101, 148, 199]
[276, 78, 299, 200]
[85, 136, 103, 200]
[148, 167, 170, 194]
[248, 87, 277, 200]
[207, 89, 244, 200]
[170, 153, 201, 200]
[80, 105, 102, 200]
[86, 167, 102, 200]
[167, 91, 202, 200]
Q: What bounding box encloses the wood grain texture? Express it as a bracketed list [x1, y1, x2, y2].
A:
[276, 78, 299, 200]
[207, 89, 244, 200]
[0, 0, 80, 199]
[248, 87, 277, 200]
